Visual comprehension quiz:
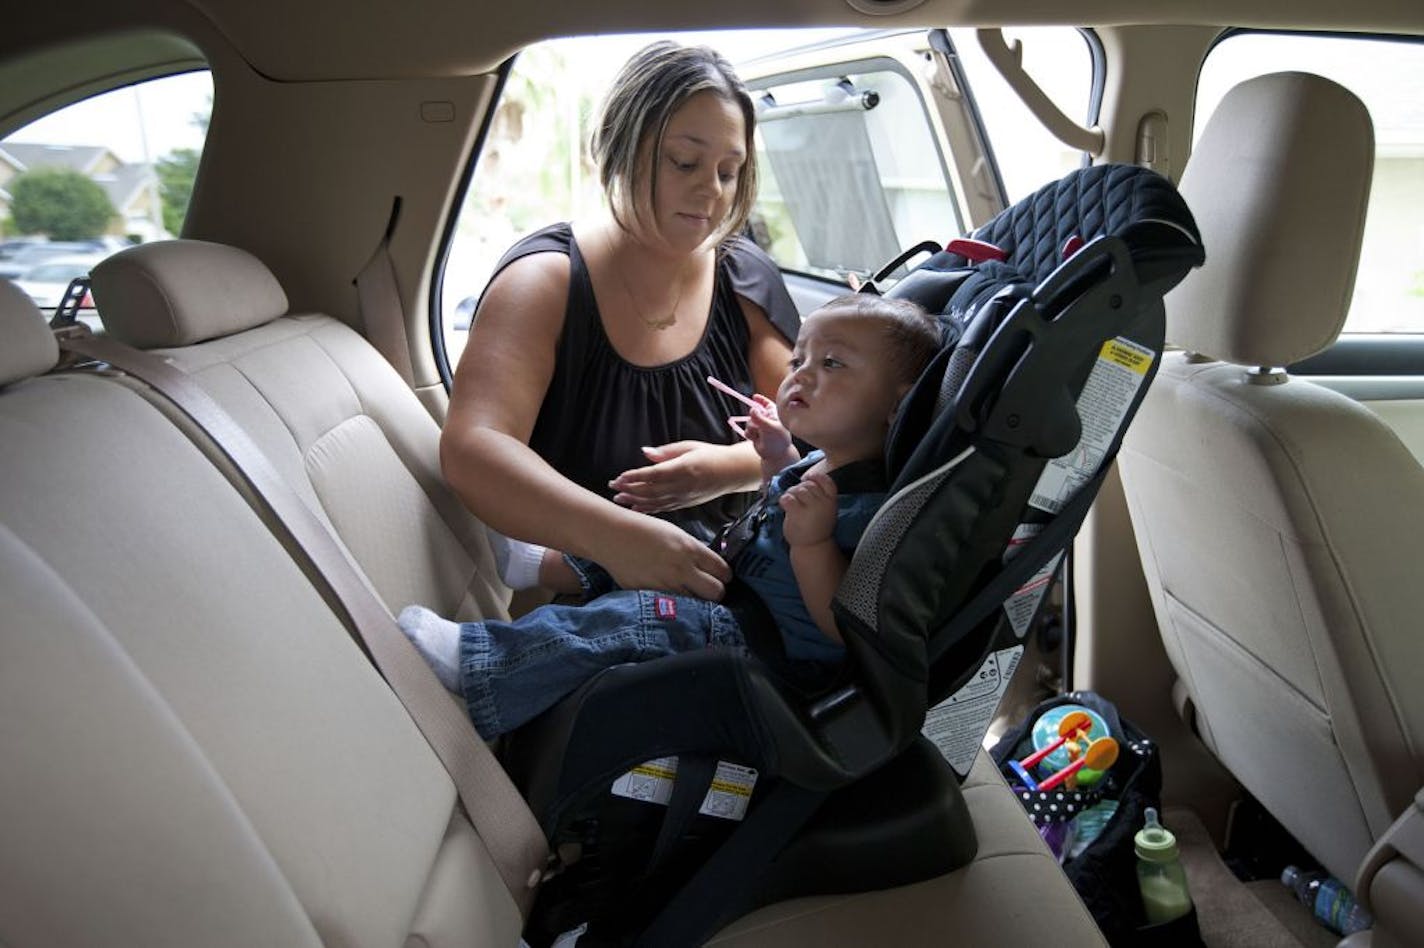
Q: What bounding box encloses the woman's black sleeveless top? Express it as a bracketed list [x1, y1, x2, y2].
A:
[486, 223, 799, 544]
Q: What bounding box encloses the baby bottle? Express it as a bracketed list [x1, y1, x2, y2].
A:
[1135, 807, 1193, 925]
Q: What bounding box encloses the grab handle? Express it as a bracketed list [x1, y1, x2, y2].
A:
[976, 29, 1105, 156]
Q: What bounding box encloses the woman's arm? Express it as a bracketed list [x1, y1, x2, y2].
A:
[442, 253, 731, 599]
[608, 296, 794, 512]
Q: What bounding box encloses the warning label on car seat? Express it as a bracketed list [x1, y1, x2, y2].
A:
[610, 757, 758, 821]
[1029, 336, 1153, 514]
[1002, 524, 1064, 638]
[922, 646, 1023, 777]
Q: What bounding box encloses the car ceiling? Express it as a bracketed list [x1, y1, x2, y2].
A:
[179, 0, 1424, 78]
[6, 0, 1423, 89]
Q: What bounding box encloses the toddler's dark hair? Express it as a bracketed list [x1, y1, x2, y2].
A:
[817, 294, 941, 386]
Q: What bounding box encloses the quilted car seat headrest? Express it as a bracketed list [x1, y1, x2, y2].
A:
[884, 164, 1203, 482]
[962, 163, 1202, 291]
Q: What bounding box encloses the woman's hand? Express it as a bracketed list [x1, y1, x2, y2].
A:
[601, 515, 733, 600]
[609, 440, 759, 513]
[779, 471, 838, 548]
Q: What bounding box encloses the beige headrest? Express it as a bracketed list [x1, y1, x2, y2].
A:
[0, 279, 59, 387]
[1168, 72, 1373, 366]
[91, 240, 289, 349]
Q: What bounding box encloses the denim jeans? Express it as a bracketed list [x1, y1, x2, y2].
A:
[458, 590, 748, 740]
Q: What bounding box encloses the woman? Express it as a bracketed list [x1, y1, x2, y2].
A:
[442, 41, 798, 601]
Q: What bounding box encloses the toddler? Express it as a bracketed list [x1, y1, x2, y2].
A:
[401, 294, 939, 738]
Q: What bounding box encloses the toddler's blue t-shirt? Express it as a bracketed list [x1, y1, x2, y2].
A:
[731, 451, 887, 663]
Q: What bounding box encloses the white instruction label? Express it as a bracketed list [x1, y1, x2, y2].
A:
[1030, 337, 1154, 514]
[1002, 524, 1064, 638]
[609, 756, 758, 822]
[922, 646, 1023, 777]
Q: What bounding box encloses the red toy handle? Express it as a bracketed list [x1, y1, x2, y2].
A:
[1038, 737, 1119, 792]
[1017, 710, 1093, 771]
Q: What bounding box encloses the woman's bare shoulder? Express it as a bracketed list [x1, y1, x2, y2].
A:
[475, 250, 573, 336]
[485, 250, 571, 303]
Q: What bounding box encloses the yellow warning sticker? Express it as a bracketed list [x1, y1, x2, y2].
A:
[1099, 338, 1153, 374]
[610, 756, 759, 821]
[630, 761, 677, 781]
[700, 763, 757, 821]
[1030, 336, 1155, 514]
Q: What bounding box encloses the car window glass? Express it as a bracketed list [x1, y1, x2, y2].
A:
[1197, 34, 1424, 333]
[439, 28, 963, 364]
[1, 70, 212, 322]
[947, 27, 1096, 203]
[745, 59, 958, 284]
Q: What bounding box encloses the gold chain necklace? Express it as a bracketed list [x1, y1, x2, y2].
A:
[604, 229, 684, 332]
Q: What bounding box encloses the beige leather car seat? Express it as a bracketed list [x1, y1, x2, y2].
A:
[0, 279, 526, 946]
[1118, 72, 1424, 882]
[1, 260, 1110, 944]
[88, 239, 510, 624]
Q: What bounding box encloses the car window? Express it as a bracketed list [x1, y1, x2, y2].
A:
[744, 56, 960, 285]
[0, 70, 212, 318]
[1197, 34, 1424, 334]
[438, 29, 865, 365]
[24, 261, 96, 281]
[437, 27, 1094, 366]
[947, 27, 1098, 204]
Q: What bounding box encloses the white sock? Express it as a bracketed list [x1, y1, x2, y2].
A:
[486, 529, 548, 590]
[397, 605, 462, 693]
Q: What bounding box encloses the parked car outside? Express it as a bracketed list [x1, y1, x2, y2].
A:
[10, 254, 103, 308]
[0, 236, 48, 260]
[0, 241, 109, 280]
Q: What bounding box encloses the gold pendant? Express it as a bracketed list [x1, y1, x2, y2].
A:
[643, 313, 677, 331]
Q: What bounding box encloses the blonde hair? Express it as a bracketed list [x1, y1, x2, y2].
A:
[591, 41, 759, 246]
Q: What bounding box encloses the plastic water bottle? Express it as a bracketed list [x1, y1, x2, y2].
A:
[1280, 865, 1372, 936]
[1135, 808, 1193, 924]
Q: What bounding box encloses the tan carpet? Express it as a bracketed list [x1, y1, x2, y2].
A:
[1245, 881, 1339, 948]
[1163, 807, 1338, 948]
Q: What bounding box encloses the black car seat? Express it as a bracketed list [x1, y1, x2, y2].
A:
[506, 163, 1205, 947]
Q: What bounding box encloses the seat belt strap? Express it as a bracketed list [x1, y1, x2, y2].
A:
[633, 781, 827, 947]
[59, 332, 548, 915]
[355, 198, 417, 385]
[647, 755, 719, 873]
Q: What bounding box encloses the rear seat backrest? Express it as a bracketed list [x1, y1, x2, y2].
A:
[0, 282, 523, 945]
[90, 239, 510, 624]
[2, 265, 1113, 946]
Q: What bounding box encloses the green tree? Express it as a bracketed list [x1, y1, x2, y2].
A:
[156, 148, 200, 235]
[152, 95, 210, 235]
[9, 167, 115, 239]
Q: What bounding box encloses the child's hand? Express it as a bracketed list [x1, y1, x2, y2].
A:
[745, 395, 798, 475]
[779, 471, 838, 548]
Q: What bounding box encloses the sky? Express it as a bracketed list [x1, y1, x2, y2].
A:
[4, 70, 213, 164]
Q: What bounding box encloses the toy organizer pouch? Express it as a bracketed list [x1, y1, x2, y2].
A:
[990, 690, 1201, 946]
